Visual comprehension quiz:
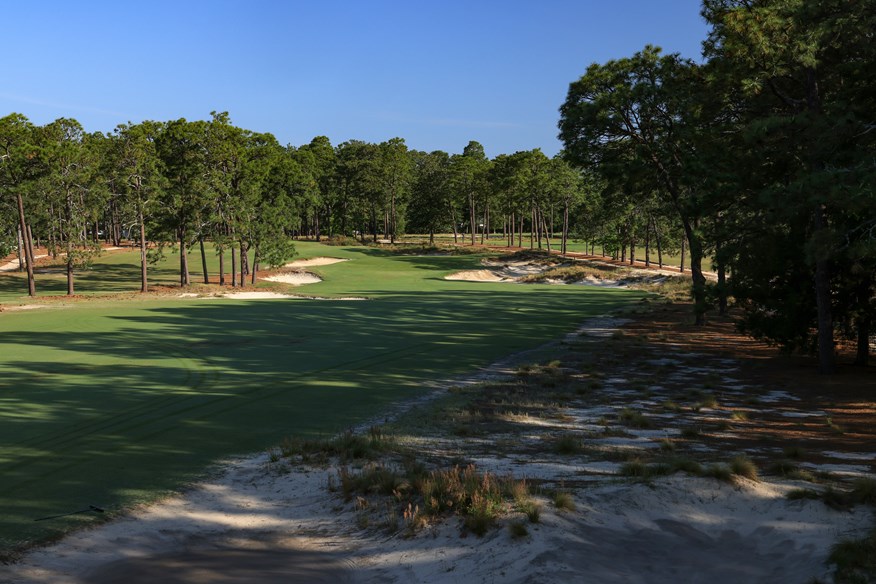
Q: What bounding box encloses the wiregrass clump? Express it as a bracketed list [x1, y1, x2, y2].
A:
[338, 462, 536, 537]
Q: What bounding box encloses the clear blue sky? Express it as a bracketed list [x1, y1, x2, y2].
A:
[1, 1, 708, 157]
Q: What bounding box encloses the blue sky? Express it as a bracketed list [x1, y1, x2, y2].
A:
[1, 1, 708, 157]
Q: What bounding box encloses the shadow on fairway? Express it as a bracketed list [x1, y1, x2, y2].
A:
[0, 286, 638, 553]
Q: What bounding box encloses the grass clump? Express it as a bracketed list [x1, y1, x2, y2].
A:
[552, 434, 584, 455]
[618, 408, 654, 429]
[787, 488, 822, 501]
[730, 455, 759, 481]
[702, 463, 733, 482]
[552, 491, 576, 512]
[508, 520, 529, 539]
[829, 530, 876, 584]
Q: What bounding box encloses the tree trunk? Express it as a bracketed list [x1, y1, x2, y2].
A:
[450, 203, 458, 244]
[16, 194, 35, 296]
[200, 238, 209, 284]
[16, 227, 24, 272]
[654, 217, 663, 269]
[469, 193, 476, 245]
[180, 235, 190, 287]
[219, 246, 225, 286]
[813, 205, 835, 373]
[679, 236, 685, 273]
[240, 242, 248, 287]
[231, 244, 238, 287]
[562, 202, 569, 256]
[66, 258, 74, 296]
[251, 248, 259, 285]
[138, 209, 148, 293]
[644, 217, 651, 267]
[681, 219, 707, 326]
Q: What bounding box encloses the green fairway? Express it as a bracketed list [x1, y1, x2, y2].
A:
[0, 242, 641, 553]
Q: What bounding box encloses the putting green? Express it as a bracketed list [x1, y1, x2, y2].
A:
[0, 242, 642, 553]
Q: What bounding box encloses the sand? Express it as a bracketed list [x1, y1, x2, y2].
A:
[4, 454, 870, 584]
[0, 255, 48, 273]
[445, 269, 507, 282]
[263, 272, 322, 285]
[283, 257, 349, 268]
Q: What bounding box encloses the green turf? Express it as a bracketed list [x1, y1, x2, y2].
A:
[0, 242, 641, 553]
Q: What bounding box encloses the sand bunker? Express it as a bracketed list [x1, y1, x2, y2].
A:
[445, 269, 507, 282]
[263, 272, 322, 285]
[1, 304, 48, 312]
[220, 292, 293, 300]
[283, 257, 348, 268]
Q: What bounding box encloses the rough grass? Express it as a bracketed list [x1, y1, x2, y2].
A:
[830, 529, 876, 584]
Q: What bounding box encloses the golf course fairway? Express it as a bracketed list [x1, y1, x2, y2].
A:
[0, 242, 642, 553]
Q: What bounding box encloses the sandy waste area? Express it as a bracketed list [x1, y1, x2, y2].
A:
[3, 315, 873, 583]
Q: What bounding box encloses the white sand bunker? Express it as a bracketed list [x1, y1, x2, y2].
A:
[220, 292, 293, 300]
[283, 257, 349, 268]
[263, 272, 322, 285]
[445, 269, 508, 282]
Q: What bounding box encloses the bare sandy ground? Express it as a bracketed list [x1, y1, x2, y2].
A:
[3, 453, 869, 584]
[0, 255, 48, 272]
[3, 315, 872, 583]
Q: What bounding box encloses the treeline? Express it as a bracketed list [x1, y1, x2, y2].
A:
[0, 112, 622, 298]
[559, 0, 875, 372]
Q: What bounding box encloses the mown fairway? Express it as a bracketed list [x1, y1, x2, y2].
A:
[0, 242, 641, 552]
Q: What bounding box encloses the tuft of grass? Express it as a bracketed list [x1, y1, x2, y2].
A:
[668, 457, 703, 475]
[783, 446, 806, 459]
[661, 400, 681, 412]
[787, 488, 822, 501]
[730, 455, 759, 481]
[618, 408, 654, 429]
[552, 491, 576, 512]
[696, 394, 718, 409]
[769, 460, 799, 477]
[851, 478, 876, 506]
[508, 520, 529, 539]
[659, 438, 676, 452]
[829, 530, 876, 584]
[702, 463, 733, 482]
[730, 410, 749, 422]
[620, 459, 672, 480]
[552, 434, 584, 455]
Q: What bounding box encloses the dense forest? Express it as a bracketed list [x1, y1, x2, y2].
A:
[0, 0, 872, 372]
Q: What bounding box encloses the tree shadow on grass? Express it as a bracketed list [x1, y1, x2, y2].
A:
[0, 286, 638, 552]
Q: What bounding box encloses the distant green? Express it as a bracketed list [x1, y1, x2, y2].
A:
[0, 242, 640, 553]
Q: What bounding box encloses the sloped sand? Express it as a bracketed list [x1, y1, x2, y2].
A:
[283, 257, 349, 268]
[4, 455, 870, 584]
[445, 269, 507, 282]
[263, 272, 322, 285]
